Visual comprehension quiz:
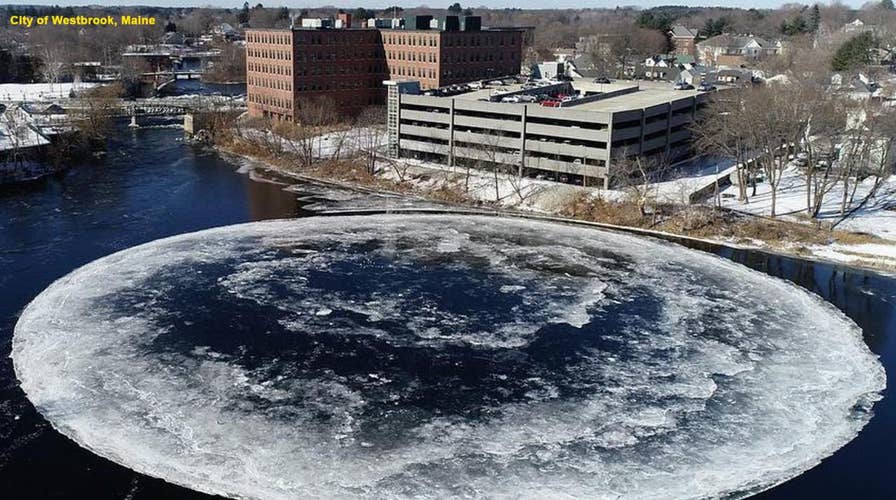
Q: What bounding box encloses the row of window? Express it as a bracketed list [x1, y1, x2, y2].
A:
[294, 80, 382, 91]
[249, 75, 383, 92]
[247, 30, 519, 48]
[247, 47, 292, 60]
[295, 32, 378, 45]
[382, 34, 438, 46]
[249, 77, 292, 91]
[249, 93, 293, 110]
[382, 33, 518, 48]
[441, 34, 517, 48]
[248, 62, 292, 76]
[247, 32, 290, 45]
[388, 50, 437, 63]
[446, 51, 516, 63]
[391, 65, 437, 79]
[291, 65, 386, 76]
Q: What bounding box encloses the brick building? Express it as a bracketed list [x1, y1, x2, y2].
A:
[669, 25, 699, 57]
[246, 16, 524, 121]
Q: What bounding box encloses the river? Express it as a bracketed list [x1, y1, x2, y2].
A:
[0, 125, 892, 499]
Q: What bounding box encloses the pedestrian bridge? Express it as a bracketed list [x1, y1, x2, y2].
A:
[58, 96, 246, 119]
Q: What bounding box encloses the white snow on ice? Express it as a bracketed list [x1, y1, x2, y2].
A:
[11, 214, 886, 500]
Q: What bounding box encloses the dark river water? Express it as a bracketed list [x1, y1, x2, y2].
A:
[0, 125, 893, 499]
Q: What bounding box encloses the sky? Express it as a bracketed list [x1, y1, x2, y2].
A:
[0, 1, 870, 10]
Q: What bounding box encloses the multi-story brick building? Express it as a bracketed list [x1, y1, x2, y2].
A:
[669, 25, 699, 58]
[246, 16, 524, 121]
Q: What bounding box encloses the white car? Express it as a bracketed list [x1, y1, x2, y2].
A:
[501, 95, 522, 103]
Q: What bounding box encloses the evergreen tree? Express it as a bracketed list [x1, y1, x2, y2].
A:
[882, 0, 895, 10]
[831, 31, 876, 71]
[781, 16, 809, 36]
[237, 2, 250, 24]
[701, 18, 731, 38]
[809, 4, 821, 32]
[448, 3, 463, 15]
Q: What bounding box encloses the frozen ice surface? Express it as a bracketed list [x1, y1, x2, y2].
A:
[12, 214, 886, 500]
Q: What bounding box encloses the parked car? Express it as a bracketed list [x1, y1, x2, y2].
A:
[673, 82, 695, 90]
[540, 100, 561, 107]
[592, 77, 612, 84]
[518, 94, 537, 103]
[697, 83, 717, 92]
[501, 95, 522, 103]
[488, 80, 503, 86]
[468, 81, 484, 89]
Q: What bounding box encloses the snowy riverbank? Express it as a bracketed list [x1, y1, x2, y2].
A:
[218, 127, 896, 274]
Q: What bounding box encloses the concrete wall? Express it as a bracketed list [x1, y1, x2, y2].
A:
[389, 89, 708, 185]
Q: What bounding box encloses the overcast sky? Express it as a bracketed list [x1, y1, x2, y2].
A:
[0, 1, 873, 10]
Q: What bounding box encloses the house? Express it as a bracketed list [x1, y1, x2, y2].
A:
[1, 103, 52, 160]
[832, 72, 892, 102]
[842, 19, 874, 34]
[696, 34, 782, 67]
[161, 31, 187, 45]
[553, 48, 577, 62]
[532, 61, 567, 80]
[567, 53, 606, 78]
[678, 66, 711, 86]
[642, 55, 676, 80]
[669, 25, 699, 57]
[708, 67, 754, 85]
[213, 23, 241, 41]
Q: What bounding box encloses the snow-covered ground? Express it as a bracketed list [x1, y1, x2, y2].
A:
[718, 165, 896, 239]
[242, 126, 387, 161]
[376, 157, 590, 213]
[0, 83, 101, 102]
[716, 164, 896, 269]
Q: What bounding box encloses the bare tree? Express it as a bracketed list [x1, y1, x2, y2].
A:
[0, 106, 25, 164]
[203, 42, 246, 84]
[59, 83, 123, 149]
[465, 129, 514, 202]
[832, 104, 896, 226]
[41, 47, 64, 89]
[611, 149, 672, 223]
[354, 106, 386, 175]
[271, 97, 339, 169]
[693, 91, 754, 203]
[790, 85, 846, 217]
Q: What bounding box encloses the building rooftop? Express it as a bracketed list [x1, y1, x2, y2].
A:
[451, 79, 704, 113]
[697, 34, 777, 50]
[670, 25, 699, 38]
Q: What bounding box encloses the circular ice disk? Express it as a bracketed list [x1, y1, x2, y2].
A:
[12, 214, 885, 500]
